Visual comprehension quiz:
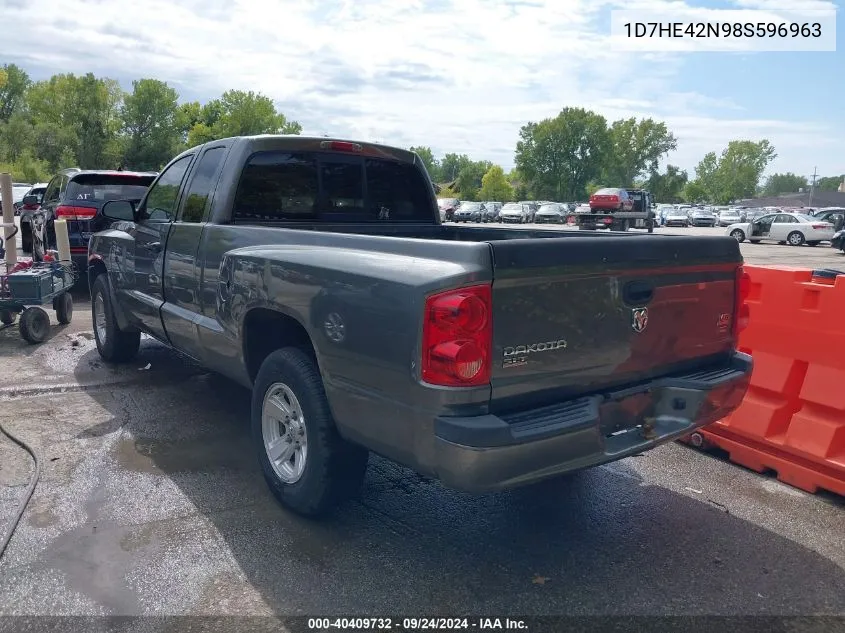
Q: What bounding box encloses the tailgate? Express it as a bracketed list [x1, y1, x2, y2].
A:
[488, 234, 741, 411]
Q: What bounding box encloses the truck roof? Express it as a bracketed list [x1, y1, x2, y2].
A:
[182, 135, 418, 166]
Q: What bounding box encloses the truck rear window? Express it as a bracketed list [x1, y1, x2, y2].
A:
[232, 151, 435, 223]
[66, 174, 155, 203]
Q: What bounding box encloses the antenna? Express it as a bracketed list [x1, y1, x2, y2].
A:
[808, 166, 818, 208]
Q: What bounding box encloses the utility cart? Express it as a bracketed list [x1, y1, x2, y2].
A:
[0, 236, 77, 344]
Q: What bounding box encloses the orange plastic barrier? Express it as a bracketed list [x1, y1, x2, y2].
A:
[683, 265, 845, 497]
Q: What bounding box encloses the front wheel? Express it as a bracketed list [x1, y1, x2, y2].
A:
[0, 310, 16, 325]
[54, 292, 73, 324]
[730, 229, 745, 242]
[787, 231, 805, 246]
[91, 274, 141, 362]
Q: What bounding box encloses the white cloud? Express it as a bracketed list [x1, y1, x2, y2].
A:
[2, 0, 842, 178]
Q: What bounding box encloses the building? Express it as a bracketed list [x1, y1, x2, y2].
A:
[739, 191, 845, 209]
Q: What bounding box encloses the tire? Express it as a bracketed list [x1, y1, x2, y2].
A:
[807, 241, 820, 247]
[787, 231, 805, 246]
[54, 292, 73, 324]
[0, 310, 15, 325]
[252, 347, 369, 517]
[91, 274, 141, 363]
[730, 229, 745, 243]
[20, 223, 32, 253]
[19, 307, 50, 344]
[749, 240, 761, 244]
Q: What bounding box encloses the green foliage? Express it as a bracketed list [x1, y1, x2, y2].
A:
[682, 180, 708, 203]
[761, 172, 808, 196]
[0, 150, 51, 182]
[440, 153, 473, 182]
[455, 160, 493, 200]
[437, 186, 459, 198]
[185, 90, 302, 148]
[694, 140, 776, 204]
[646, 165, 688, 203]
[121, 79, 183, 170]
[0, 64, 302, 176]
[515, 107, 610, 201]
[605, 118, 677, 187]
[816, 175, 844, 192]
[0, 63, 31, 122]
[409, 146, 441, 181]
[478, 165, 513, 201]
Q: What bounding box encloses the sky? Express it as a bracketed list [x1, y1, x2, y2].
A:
[2, 0, 843, 180]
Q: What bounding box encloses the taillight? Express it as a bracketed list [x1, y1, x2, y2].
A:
[56, 205, 96, 220]
[421, 284, 492, 387]
[733, 266, 751, 338]
[608, 195, 619, 202]
[811, 224, 830, 229]
[320, 140, 362, 153]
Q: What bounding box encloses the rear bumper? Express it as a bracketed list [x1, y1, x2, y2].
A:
[432, 351, 752, 492]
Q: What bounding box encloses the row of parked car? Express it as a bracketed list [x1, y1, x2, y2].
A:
[439, 199, 591, 224]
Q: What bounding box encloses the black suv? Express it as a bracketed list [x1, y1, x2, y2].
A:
[22, 168, 156, 270]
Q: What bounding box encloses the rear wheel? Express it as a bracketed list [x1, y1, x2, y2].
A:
[252, 347, 369, 517]
[807, 241, 820, 247]
[787, 231, 805, 246]
[730, 229, 745, 243]
[749, 239, 761, 244]
[0, 310, 15, 325]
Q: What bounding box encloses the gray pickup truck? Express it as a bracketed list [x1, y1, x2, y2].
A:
[88, 135, 752, 516]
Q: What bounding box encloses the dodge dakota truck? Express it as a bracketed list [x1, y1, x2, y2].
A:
[88, 135, 753, 517]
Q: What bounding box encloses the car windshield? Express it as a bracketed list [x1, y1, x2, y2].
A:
[595, 188, 619, 196]
[66, 174, 156, 203]
[502, 204, 521, 211]
[538, 205, 560, 212]
[460, 203, 482, 210]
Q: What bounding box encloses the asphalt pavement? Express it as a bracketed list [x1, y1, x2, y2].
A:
[0, 226, 843, 619]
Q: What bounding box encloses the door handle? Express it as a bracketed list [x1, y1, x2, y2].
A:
[148, 242, 162, 253]
[623, 280, 654, 305]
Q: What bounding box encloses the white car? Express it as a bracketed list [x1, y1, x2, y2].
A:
[499, 202, 530, 223]
[726, 212, 835, 246]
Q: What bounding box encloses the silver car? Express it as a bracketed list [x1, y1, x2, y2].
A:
[499, 203, 530, 223]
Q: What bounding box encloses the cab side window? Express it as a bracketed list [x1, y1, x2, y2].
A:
[179, 148, 225, 223]
[140, 155, 193, 221]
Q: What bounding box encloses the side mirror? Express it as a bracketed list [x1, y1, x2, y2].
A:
[22, 195, 39, 206]
[102, 199, 136, 222]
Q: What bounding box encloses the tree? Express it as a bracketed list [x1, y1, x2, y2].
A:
[682, 180, 708, 203]
[478, 165, 513, 201]
[440, 153, 472, 182]
[0, 112, 34, 161]
[762, 172, 808, 196]
[515, 107, 609, 201]
[605, 118, 677, 187]
[186, 90, 302, 147]
[692, 140, 776, 204]
[409, 146, 441, 181]
[0, 63, 30, 122]
[455, 160, 493, 201]
[816, 175, 845, 192]
[121, 79, 183, 170]
[645, 165, 688, 203]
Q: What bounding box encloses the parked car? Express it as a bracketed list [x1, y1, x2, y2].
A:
[812, 208, 845, 231]
[517, 201, 539, 222]
[87, 134, 752, 517]
[480, 201, 502, 222]
[453, 202, 485, 222]
[21, 168, 157, 269]
[689, 208, 717, 227]
[437, 198, 459, 222]
[665, 207, 690, 227]
[499, 202, 530, 223]
[589, 188, 633, 212]
[727, 213, 835, 246]
[10, 182, 32, 214]
[19, 183, 48, 214]
[718, 208, 742, 227]
[534, 203, 566, 224]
